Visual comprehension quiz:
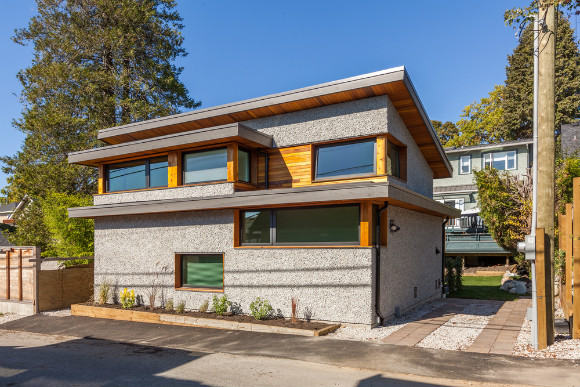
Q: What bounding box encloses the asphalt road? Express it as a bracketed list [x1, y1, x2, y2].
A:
[0, 330, 523, 387]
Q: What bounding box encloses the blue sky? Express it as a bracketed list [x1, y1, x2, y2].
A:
[0, 0, 542, 193]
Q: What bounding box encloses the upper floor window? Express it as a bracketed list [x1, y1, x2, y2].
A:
[238, 148, 251, 183]
[387, 142, 401, 178]
[183, 148, 228, 184]
[483, 151, 516, 171]
[459, 155, 471, 174]
[107, 157, 167, 192]
[314, 139, 376, 180]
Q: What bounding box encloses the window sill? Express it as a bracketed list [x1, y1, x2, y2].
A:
[235, 245, 372, 249]
[175, 287, 224, 293]
[311, 173, 385, 184]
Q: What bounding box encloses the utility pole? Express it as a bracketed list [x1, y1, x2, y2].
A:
[536, 0, 556, 347]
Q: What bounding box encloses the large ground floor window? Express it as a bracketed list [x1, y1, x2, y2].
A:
[175, 253, 224, 291]
[240, 204, 360, 246]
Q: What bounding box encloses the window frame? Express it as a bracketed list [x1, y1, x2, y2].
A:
[237, 147, 252, 183]
[182, 146, 229, 185]
[313, 139, 377, 182]
[105, 156, 168, 193]
[239, 204, 361, 247]
[459, 155, 471, 175]
[174, 252, 225, 292]
[483, 150, 517, 171]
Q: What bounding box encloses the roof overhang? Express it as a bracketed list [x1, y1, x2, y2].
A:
[68, 181, 461, 219]
[95, 67, 452, 178]
[69, 123, 273, 166]
[444, 139, 534, 154]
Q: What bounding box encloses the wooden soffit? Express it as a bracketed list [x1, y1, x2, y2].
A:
[96, 67, 452, 178]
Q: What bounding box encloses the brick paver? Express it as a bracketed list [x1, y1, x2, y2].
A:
[466, 298, 531, 354]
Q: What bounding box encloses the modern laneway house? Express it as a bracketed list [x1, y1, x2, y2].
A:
[68, 67, 460, 325]
[433, 139, 533, 267]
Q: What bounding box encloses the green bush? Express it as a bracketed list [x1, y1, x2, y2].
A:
[445, 257, 463, 292]
[212, 294, 230, 315]
[165, 299, 174, 312]
[176, 301, 185, 314]
[199, 299, 209, 313]
[249, 297, 273, 320]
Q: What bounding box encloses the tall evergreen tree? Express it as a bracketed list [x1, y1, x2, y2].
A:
[502, 13, 580, 139]
[1, 0, 199, 250]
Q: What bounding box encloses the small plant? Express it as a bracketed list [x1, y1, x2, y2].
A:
[176, 300, 186, 314]
[199, 299, 209, 313]
[212, 294, 231, 316]
[291, 297, 299, 323]
[98, 279, 111, 305]
[249, 297, 273, 320]
[119, 288, 135, 309]
[165, 299, 174, 312]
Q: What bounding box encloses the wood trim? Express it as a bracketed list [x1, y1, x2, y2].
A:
[5, 250, 9, 299]
[233, 182, 258, 191]
[536, 228, 548, 349]
[98, 165, 105, 194]
[233, 210, 240, 247]
[376, 136, 386, 175]
[18, 249, 23, 301]
[174, 254, 181, 289]
[565, 203, 573, 320]
[234, 246, 370, 249]
[573, 177, 580, 339]
[360, 202, 373, 247]
[168, 151, 182, 187]
[227, 144, 238, 182]
[379, 204, 388, 246]
[175, 287, 224, 293]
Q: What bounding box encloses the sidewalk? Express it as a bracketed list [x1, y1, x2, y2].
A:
[2, 314, 579, 387]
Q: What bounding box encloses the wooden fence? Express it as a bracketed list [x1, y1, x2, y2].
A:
[0, 246, 93, 313]
[558, 177, 580, 340]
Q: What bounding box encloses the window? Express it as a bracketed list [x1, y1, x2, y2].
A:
[483, 151, 516, 170]
[106, 157, 168, 192]
[238, 148, 251, 183]
[240, 205, 360, 246]
[315, 139, 376, 180]
[459, 155, 471, 174]
[177, 253, 224, 291]
[183, 148, 227, 184]
[387, 142, 401, 178]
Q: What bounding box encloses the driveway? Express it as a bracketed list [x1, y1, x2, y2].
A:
[1, 315, 579, 387]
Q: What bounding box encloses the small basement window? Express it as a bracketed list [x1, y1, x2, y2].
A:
[176, 253, 224, 291]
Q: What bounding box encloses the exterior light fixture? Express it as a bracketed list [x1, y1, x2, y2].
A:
[389, 220, 400, 233]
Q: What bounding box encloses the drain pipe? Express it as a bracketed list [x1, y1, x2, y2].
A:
[375, 202, 389, 325]
[442, 217, 449, 296]
[256, 149, 269, 190]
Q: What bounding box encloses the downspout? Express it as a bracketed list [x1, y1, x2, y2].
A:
[442, 217, 449, 296]
[257, 149, 269, 190]
[375, 202, 389, 325]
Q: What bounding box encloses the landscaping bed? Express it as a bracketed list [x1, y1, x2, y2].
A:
[71, 303, 339, 337]
[447, 275, 520, 301]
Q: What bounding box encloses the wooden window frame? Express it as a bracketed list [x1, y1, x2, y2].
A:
[174, 252, 225, 293]
[236, 204, 363, 247]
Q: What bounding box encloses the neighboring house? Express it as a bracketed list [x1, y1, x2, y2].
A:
[433, 139, 533, 266]
[0, 202, 19, 247]
[561, 122, 580, 157]
[67, 67, 459, 325]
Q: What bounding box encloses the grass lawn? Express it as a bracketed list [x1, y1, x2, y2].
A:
[447, 275, 519, 301]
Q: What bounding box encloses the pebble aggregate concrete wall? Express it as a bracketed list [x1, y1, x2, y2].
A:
[94, 183, 235, 205]
[244, 95, 434, 198]
[379, 206, 443, 320]
[94, 210, 374, 324]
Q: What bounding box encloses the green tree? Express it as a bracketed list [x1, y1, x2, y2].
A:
[1, 0, 199, 251]
[502, 14, 580, 140]
[447, 85, 507, 147]
[431, 120, 459, 146]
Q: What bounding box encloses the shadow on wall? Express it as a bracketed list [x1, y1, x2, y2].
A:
[0, 337, 212, 387]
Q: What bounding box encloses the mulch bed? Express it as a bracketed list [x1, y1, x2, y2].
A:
[85, 303, 332, 330]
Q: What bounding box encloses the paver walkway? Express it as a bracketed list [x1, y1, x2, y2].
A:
[381, 298, 500, 346]
[466, 298, 531, 355]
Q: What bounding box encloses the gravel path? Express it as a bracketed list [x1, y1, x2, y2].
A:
[327, 301, 444, 342]
[513, 318, 580, 359]
[0, 308, 71, 326]
[416, 303, 500, 351]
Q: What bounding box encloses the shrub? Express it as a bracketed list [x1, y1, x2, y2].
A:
[98, 279, 111, 305]
[119, 288, 135, 309]
[165, 299, 174, 312]
[249, 297, 273, 320]
[199, 299, 209, 313]
[176, 301, 186, 314]
[212, 294, 230, 315]
[291, 297, 299, 323]
[445, 257, 463, 292]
